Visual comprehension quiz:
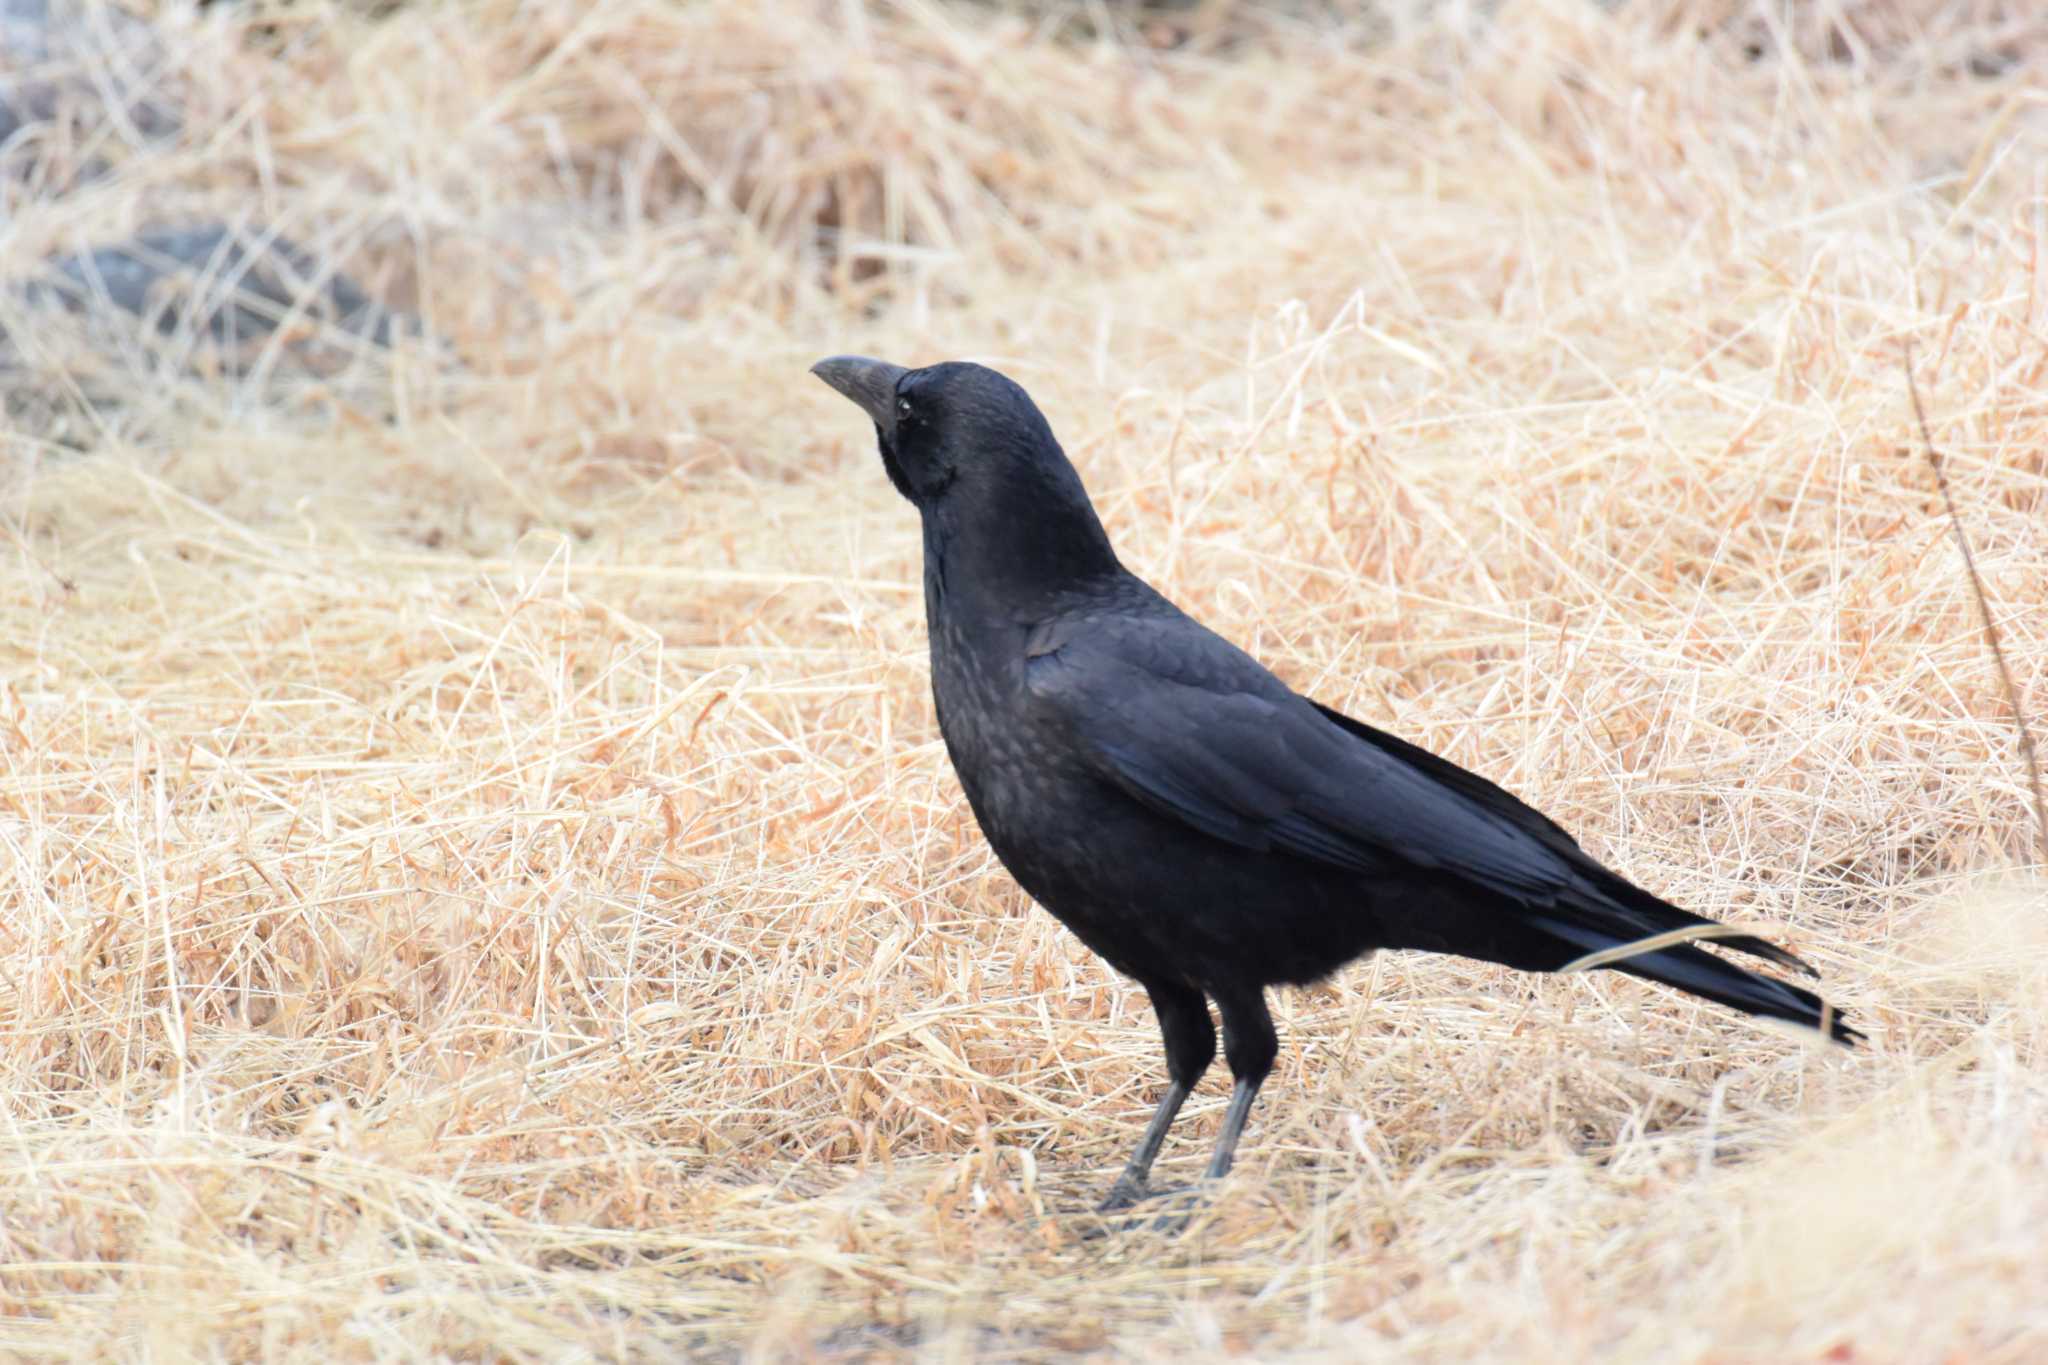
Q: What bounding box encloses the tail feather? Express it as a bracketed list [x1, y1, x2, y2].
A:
[1575, 869, 1819, 979]
[1532, 912, 1861, 1046]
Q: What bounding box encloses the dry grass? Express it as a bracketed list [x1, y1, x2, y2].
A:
[4, 0, 2048, 1358]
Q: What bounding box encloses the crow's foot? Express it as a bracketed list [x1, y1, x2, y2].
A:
[1089, 1182, 1204, 1236]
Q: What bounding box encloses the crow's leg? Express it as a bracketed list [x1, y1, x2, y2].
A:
[1204, 983, 1277, 1182]
[1098, 979, 1213, 1212]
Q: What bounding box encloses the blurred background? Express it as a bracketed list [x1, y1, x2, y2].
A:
[3, 0, 2046, 1358]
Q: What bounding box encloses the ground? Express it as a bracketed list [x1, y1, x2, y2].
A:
[2, 0, 2046, 1359]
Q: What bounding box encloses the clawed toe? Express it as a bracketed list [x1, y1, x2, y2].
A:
[1096, 1176, 1151, 1214]
[1091, 1181, 1204, 1235]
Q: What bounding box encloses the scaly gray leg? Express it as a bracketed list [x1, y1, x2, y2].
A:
[1202, 983, 1277, 1184]
[1098, 1080, 1191, 1211]
[1097, 979, 1213, 1212]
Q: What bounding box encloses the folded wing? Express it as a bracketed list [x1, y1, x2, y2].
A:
[1022, 612, 1822, 986]
[1026, 625, 1572, 895]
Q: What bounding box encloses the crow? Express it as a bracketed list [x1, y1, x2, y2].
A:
[811, 355, 1859, 1213]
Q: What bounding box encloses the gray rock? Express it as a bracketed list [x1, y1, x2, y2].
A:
[1, 0, 181, 176]
[35, 223, 405, 347]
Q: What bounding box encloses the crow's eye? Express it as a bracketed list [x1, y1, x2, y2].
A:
[896, 397, 914, 421]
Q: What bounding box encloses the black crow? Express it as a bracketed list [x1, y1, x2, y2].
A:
[812, 355, 1858, 1212]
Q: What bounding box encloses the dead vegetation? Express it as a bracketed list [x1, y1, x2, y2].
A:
[2, 0, 2046, 1358]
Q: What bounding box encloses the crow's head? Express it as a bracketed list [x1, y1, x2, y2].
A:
[811, 355, 1119, 588]
[811, 356, 1072, 506]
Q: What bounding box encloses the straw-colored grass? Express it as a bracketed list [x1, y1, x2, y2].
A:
[4, 0, 2046, 1358]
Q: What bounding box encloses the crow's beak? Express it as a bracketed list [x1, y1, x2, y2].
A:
[811, 355, 908, 439]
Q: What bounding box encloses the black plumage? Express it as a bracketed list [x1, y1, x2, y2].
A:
[811, 355, 1858, 1211]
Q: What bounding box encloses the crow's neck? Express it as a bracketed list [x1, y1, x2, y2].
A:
[922, 485, 1120, 620]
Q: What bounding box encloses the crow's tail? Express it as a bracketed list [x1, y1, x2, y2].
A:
[1529, 910, 1862, 1046]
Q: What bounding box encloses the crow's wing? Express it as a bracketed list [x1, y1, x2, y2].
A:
[1022, 613, 1576, 902]
[1022, 601, 1822, 984]
[1308, 699, 1586, 863]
